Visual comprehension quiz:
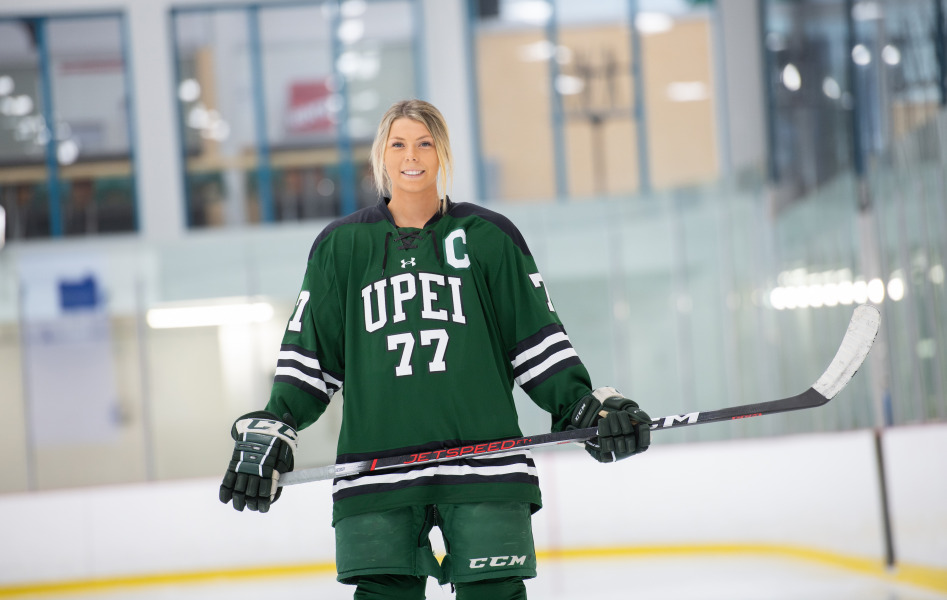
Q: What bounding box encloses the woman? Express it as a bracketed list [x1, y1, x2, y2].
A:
[220, 99, 651, 600]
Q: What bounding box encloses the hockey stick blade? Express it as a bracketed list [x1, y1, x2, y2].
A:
[647, 303, 880, 430]
[279, 304, 880, 487]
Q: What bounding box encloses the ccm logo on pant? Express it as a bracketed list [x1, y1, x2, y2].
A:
[469, 555, 528, 568]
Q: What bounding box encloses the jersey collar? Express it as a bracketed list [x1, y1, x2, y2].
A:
[380, 196, 454, 229]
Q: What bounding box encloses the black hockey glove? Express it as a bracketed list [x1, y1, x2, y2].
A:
[568, 387, 651, 463]
[219, 411, 297, 513]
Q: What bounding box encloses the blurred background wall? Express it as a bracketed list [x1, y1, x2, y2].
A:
[0, 0, 945, 592]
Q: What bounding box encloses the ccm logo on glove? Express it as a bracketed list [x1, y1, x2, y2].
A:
[239, 418, 298, 442]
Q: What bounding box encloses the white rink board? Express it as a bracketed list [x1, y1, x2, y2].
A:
[883, 424, 947, 568]
[532, 429, 886, 555]
[0, 424, 945, 586]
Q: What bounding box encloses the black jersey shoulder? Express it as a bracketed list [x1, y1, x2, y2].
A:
[308, 201, 389, 260]
[448, 202, 532, 257]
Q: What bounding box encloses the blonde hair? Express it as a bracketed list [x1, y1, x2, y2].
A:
[370, 99, 453, 212]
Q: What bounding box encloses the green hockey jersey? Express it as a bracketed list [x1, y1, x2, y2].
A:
[265, 198, 593, 523]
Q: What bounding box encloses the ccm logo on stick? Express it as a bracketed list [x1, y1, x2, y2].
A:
[651, 412, 700, 429]
[469, 556, 528, 568]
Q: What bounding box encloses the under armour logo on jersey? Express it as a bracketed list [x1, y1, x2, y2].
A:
[401, 258, 416, 268]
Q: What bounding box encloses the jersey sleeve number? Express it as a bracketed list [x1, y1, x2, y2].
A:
[386, 329, 449, 376]
[288, 291, 310, 332]
[529, 273, 556, 312]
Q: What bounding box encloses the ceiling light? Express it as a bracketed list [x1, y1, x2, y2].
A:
[147, 301, 274, 329]
[667, 81, 708, 102]
[881, 44, 901, 66]
[782, 63, 801, 91]
[822, 76, 841, 99]
[506, 1, 552, 25]
[0, 75, 13, 96]
[178, 78, 201, 103]
[852, 44, 871, 66]
[636, 12, 673, 34]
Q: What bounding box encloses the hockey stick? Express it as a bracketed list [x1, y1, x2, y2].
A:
[279, 304, 880, 487]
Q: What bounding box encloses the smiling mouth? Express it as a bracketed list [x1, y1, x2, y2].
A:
[402, 170, 424, 176]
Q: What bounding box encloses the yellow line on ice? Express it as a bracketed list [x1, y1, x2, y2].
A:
[0, 562, 336, 598]
[1, 544, 944, 597]
[538, 543, 947, 594]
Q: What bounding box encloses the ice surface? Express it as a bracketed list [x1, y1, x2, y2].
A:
[40, 553, 946, 600]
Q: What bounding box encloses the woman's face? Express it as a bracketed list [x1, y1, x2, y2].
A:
[384, 118, 440, 200]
